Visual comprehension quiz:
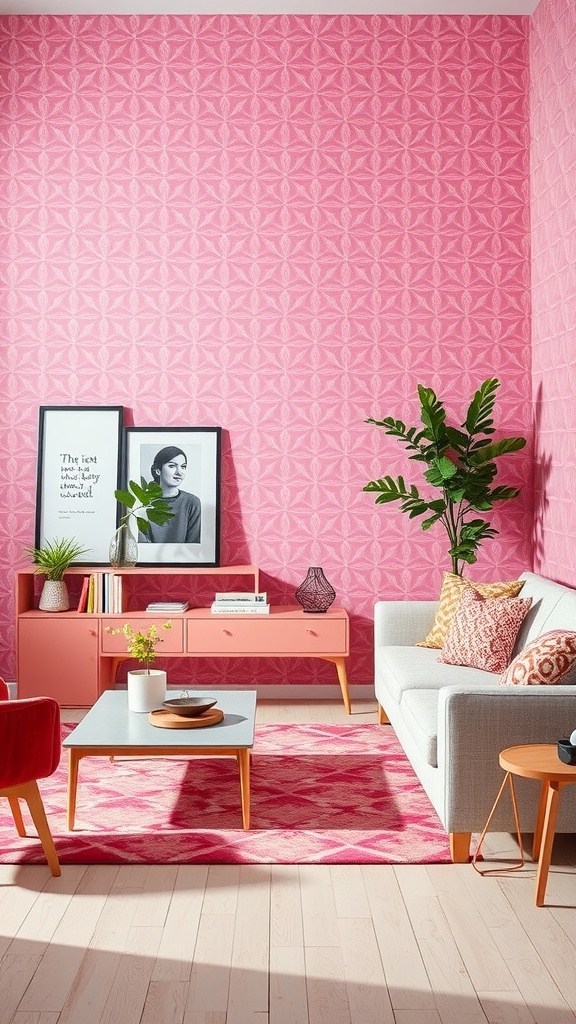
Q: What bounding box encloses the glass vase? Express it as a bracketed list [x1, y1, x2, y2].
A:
[109, 524, 138, 568]
[295, 567, 336, 613]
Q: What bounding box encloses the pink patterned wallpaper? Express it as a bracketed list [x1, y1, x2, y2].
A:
[531, 0, 576, 583]
[0, 14, 532, 688]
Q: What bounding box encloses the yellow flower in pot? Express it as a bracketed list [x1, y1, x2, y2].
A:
[105, 621, 172, 712]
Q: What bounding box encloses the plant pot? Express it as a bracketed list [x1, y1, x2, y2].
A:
[127, 669, 167, 713]
[109, 524, 138, 568]
[39, 579, 70, 612]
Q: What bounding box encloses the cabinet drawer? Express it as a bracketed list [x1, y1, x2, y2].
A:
[101, 618, 184, 654]
[187, 616, 348, 656]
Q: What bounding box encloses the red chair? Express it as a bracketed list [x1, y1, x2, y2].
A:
[0, 678, 62, 875]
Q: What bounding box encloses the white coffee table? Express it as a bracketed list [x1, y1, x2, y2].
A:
[63, 689, 257, 831]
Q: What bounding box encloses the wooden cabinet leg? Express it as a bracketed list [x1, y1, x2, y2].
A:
[322, 656, 351, 715]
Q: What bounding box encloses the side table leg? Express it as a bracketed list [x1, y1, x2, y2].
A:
[535, 782, 561, 907]
[472, 772, 525, 875]
[237, 748, 251, 831]
[532, 781, 549, 860]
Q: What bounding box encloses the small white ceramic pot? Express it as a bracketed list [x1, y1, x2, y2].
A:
[127, 670, 167, 713]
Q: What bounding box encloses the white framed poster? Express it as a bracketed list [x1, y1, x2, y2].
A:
[123, 426, 221, 567]
[35, 405, 124, 564]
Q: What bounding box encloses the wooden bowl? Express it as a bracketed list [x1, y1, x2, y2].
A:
[162, 697, 218, 718]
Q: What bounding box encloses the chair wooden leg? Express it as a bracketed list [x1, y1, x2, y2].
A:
[450, 832, 471, 863]
[7, 796, 26, 836]
[18, 780, 61, 877]
[377, 703, 389, 725]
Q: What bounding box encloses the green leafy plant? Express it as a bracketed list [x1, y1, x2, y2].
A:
[115, 478, 174, 536]
[363, 378, 527, 577]
[25, 537, 90, 580]
[105, 621, 172, 672]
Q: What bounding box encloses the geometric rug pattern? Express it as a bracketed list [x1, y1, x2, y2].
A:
[0, 723, 452, 865]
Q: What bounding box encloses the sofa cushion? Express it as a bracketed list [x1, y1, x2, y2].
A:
[400, 689, 440, 767]
[500, 630, 576, 686]
[416, 572, 526, 649]
[375, 644, 498, 705]
[513, 572, 576, 652]
[438, 589, 532, 673]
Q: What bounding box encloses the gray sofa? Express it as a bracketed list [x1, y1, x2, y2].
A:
[374, 571, 576, 861]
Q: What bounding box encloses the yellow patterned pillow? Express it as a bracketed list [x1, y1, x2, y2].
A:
[416, 572, 525, 649]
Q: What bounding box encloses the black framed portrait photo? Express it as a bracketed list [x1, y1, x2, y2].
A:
[123, 427, 222, 566]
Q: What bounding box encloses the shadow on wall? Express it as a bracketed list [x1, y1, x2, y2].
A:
[532, 381, 552, 571]
[219, 428, 252, 567]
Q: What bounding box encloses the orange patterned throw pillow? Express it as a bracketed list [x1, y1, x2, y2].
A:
[437, 589, 532, 674]
[416, 572, 526, 649]
[499, 630, 576, 686]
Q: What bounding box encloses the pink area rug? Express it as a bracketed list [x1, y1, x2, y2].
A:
[0, 723, 452, 865]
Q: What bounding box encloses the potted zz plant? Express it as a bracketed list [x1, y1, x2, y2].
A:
[110, 478, 174, 567]
[105, 620, 172, 712]
[363, 378, 527, 577]
[25, 537, 90, 612]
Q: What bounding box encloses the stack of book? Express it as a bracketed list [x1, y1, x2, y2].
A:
[210, 592, 270, 614]
[146, 601, 190, 614]
[77, 573, 124, 614]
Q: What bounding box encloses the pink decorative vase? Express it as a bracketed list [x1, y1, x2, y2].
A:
[295, 567, 336, 613]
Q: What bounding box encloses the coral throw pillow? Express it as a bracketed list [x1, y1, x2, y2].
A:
[417, 572, 526, 649]
[438, 589, 532, 674]
[499, 630, 576, 686]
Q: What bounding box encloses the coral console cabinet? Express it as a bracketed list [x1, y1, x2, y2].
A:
[15, 565, 351, 712]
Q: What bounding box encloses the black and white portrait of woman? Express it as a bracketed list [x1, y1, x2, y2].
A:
[124, 426, 221, 567]
[139, 445, 202, 544]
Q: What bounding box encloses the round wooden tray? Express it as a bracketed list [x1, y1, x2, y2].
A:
[148, 707, 224, 729]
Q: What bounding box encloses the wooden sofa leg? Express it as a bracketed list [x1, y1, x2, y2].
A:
[449, 832, 471, 863]
[377, 703, 389, 725]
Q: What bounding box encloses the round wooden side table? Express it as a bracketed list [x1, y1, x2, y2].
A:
[472, 744, 576, 906]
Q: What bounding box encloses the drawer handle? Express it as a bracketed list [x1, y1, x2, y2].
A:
[223, 629, 232, 636]
[306, 629, 317, 636]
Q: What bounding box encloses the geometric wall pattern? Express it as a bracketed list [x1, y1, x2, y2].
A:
[530, 0, 576, 583]
[0, 14, 533, 685]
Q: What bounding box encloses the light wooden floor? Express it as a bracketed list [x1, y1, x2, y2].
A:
[2, 699, 576, 1024]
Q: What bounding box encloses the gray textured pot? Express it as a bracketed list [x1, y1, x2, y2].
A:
[39, 579, 69, 612]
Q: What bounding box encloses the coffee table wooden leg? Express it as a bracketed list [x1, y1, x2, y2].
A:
[237, 748, 251, 830]
[535, 781, 561, 907]
[67, 750, 80, 831]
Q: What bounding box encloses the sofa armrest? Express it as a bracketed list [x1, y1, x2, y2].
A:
[374, 600, 438, 647]
[437, 684, 576, 832]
